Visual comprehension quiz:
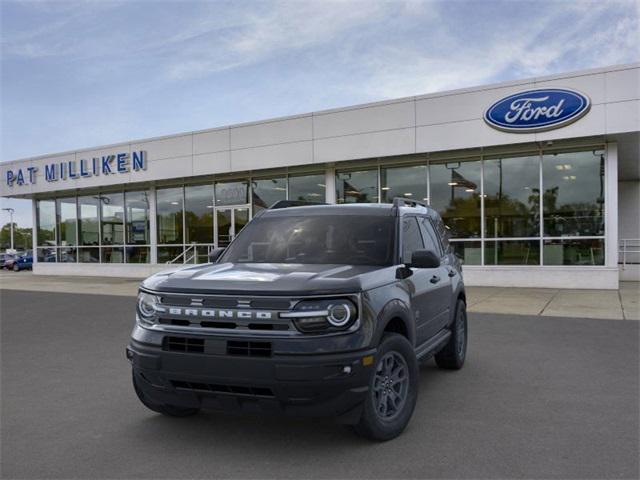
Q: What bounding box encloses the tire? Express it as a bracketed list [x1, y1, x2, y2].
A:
[435, 299, 467, 370]
[13, 264, 19, 272]
[353, 333, 419, 441]
[132, 372, 200, 417]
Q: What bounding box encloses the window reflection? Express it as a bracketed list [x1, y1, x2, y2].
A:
[185, 184, 214, 244]
[36, 200, 56, 246]
[215, 181, 248, 206]
[126, 246, 150, 263]
[450, 241, 482, 265]
[100, 193, 124, 245]
[381, 165, 428, 203]
[252, 177, 286, 211]
[543, 238, 604, 265]
[543, 150, 605, 237]
[78, 196, 100, 246]
[56, 198, 77, 246]
[289, 174, 325, 202]
[78, 247, 99, 263]
[156, 187, 183, 244]
[430, 160, 481, 238]
[485, 240, 540, 265]
[484, 155, 540, 238]
[336, 170, 378, 203]
[125, 191, 150, 245]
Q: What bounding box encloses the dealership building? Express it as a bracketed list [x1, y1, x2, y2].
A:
[1, 63, 638, 289]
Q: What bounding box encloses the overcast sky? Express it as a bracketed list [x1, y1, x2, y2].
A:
[1, 0, 639, 228]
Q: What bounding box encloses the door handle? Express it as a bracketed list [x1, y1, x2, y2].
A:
[448, 269, 457, 277]
[430, 275, 440, 284]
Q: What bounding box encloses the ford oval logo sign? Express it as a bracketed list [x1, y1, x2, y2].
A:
[484, 88, 591, 133]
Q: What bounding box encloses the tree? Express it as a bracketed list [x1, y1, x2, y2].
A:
[0, 223, 32, 251]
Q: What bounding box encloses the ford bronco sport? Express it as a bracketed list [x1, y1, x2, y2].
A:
[127, 198, 467, 441]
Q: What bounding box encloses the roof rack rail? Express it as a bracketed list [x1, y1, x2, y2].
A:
[269, 200, 328, 209]
[392, 197, 428, 209]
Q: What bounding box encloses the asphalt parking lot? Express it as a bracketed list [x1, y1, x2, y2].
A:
[1, 289, 638, 479]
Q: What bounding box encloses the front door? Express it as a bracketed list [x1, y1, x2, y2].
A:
[215, 207, 250, 248]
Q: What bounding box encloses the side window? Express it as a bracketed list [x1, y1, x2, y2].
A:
[402, 217, 424, 263]
[435, 217, 451, 253]
[419, 217, 442, 256]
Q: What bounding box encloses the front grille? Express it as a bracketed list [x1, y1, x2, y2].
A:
[163, 336, 205, 353]
[249, 298, 292, 310]
[171, 380, 274, 397]
[157, 318, 290, 332]
[227, 340, 272, 357]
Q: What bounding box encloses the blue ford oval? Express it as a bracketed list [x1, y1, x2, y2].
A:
[484, 88, 591, 132]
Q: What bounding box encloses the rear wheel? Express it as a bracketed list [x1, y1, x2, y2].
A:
[435, 299, 467, 370]
[12, 264, 19, 272]
[132, 372, 200, 417]
[353, 333, 418, 441]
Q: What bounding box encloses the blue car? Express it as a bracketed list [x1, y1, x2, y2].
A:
[13, 252, 33, 271]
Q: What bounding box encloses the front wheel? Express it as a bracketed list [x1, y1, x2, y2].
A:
[353, 333, 418, 441]
[132, 372, 200, 417]
[435, 299, 467, 370]
[12, 264, 19, 272]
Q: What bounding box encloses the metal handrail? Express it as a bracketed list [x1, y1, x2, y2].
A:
[167, 243, 198, 264]
[619, 238, 640, 269]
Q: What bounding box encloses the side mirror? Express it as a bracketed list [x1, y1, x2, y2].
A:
[208, 247, 225, 263]
[407, 250, 440, 269]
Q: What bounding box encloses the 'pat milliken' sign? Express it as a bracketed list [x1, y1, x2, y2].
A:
[5, 151, 147, 187]
[484, 88, 591, 133]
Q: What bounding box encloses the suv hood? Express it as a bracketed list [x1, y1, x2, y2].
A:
[142, 262, 397, 296]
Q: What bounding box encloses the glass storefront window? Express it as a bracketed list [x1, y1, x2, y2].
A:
[381, 165, 428, 203]
[126, 246, 150, 264]
[58, 246, 77, 263]
[101, 246, 124, 263]
[36, 200, 56, 246]
[77, 196, 100, 246]
[252, 177, 286, 211]
[157, 187, 183, 244]
[484, 240, 540, 265]
[125, 191, 150, 245]
[543, 238, 604, 265]
[100, 193, 124, 245]
[37, 246, 57, 262]
[185, 184, 214, 244]
[430, 160, 481, 238]
[288, 173, 325, 202]
[336, 169, 378, 203]
[449, 241, 482, 265]
[542, 150, 605, 237]
[77, 247, 100, 263]
[484, 155, 540, 238]
[56, 198, 77, 246]
[158, 246, 184, 264]
[215, 181, 248, 206]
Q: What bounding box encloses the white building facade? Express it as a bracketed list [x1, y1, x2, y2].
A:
[2, 63, 639, 289]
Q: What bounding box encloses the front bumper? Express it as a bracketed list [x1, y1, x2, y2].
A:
[127, 333, 376, 423]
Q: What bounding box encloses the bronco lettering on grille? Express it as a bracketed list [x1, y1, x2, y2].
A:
[162, 307, 273, 320]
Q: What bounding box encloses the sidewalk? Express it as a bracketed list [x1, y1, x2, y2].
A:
[1, 271, 638, 320]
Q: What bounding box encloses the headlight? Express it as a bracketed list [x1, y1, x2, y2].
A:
[281, 298, 358, 333]
[137, 291, 160, 326]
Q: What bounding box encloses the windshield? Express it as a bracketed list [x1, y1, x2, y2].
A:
[220, 214, 396, 266]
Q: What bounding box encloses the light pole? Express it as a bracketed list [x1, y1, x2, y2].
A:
[2, 207, 15, 251]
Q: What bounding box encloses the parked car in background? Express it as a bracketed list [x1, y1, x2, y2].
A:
[12, 251, 33, 271]
[2, 253, 17, 270]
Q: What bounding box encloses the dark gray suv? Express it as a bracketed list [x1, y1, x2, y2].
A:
[127, 198, 467, 441]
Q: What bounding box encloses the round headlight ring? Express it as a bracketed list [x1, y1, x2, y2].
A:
[137, 292, 158, 319]
[327, 302, 354, 327]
